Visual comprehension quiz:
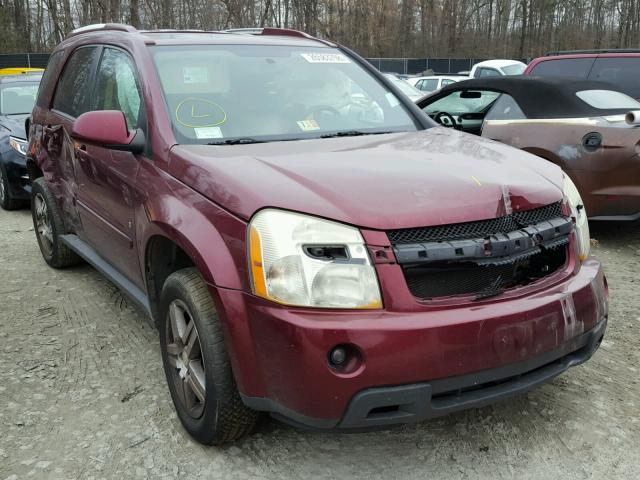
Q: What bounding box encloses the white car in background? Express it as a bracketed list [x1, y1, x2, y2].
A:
[382, 73, 425, 101]
[407, 75, 466, 93]
[469, 59, 527, 78]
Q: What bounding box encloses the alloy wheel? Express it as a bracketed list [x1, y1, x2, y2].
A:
[166, 299, 207, 419]
[34, 192, 53, 256]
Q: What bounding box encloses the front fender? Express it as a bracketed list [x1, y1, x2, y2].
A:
[136, 161, 249, 292]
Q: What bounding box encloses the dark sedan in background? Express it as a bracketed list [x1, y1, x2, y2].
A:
[0, 73, 42, 210]
[418, 76, 640, 221]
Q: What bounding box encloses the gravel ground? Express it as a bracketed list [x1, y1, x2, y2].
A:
[1, 207, 639, 480]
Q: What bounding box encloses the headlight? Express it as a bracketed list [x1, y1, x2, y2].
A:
[563, 174, 590, 261]
[9, 136, 28, 156]
[248, 209, 382, 309]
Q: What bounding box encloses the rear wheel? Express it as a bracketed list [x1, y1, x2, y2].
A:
[0, 163, 23, 210]
[31, 178, 81, 268]
[159, 268, 258, 445]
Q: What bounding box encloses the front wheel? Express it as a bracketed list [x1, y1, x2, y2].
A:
[159, 268, 258, 445]
[0, 163, 24, 210]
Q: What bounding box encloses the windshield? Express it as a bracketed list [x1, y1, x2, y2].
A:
[150, 45, 418, 144]
[384, 74, 424, 99]
[576, 89, 640, 110]
[501, 63, 526, 75]
[0, 82, 39, 115]
[423, 90, 500, 115]
[419, 79, 439, 91]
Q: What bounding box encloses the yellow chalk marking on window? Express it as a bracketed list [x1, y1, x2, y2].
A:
[471, 175, 482, 186]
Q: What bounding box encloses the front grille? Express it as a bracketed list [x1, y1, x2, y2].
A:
[403, 246, 567, 299]
[388, 202, 563, 244]
[389, 202, 569, 300]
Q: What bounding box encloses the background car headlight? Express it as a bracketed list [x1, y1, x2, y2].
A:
[563, 174, 590, 262]
[9, 136, 28, 156]
[248, 209, 382, 309]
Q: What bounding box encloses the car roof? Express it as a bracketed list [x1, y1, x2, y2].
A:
[473, 59, 525, 69]
[544, 49, 640, 57]
[433, 75, 637, 118]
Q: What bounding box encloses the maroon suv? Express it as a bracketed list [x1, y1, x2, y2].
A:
[27, 24, 608, 445]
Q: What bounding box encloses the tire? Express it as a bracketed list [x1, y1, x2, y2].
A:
[30, 177, 82, 268]
[0, 163, 23, 210]
[159, 267, 258, 445]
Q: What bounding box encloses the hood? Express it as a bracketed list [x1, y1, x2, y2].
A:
[168, 128, 564, 230]
[0, 114, 28, 138]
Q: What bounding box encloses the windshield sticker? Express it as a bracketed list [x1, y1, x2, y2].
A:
[385, 92, 400, 107]
[296, 119, 321, 131]
[300, 53, 351, 64]
[176, 98, 227, 128]
[194, 126, 223, 139]
[183, 66, 209, 84]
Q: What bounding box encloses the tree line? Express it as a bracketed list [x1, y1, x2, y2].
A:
[1, 0, 639, 59]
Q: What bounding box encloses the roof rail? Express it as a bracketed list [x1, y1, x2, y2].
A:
[221, 27, 314, 39]
[222, 28, 264, 35]
[67, 23, 137, 38]
[545, 48, 640, 56]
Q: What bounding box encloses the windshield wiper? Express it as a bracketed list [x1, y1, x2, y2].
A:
[320, 130, 394, 139]
[207, 137, 265, 145]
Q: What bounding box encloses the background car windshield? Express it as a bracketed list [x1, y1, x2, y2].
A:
[150, 45, 417, 143]
[418, 79, 439, 91]
[502, 63, 526, 75]
[0, 83, 39, 114]
[384, 74, 423, 99]
[576, 89, 640, 109]
[423, 90, 500, 115]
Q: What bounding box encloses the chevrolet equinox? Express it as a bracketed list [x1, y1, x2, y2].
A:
[27, 24, 608, 445]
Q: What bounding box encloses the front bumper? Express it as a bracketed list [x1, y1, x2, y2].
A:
[210, 258, 608, 430]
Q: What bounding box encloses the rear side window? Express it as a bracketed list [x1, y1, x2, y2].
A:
[485, 94, 527, 120]
[441, 79, 455, 87]
[52, 46, 100, 117]
[576, 89, 640, 110]
[588, 57, 640, 98]
[529, 58, 595, 78]
[35, 51, 64, 108]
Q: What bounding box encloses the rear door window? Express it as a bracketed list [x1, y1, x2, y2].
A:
[52, 46, 100, 118]
[587, 57, 640, 99]
[529, 58, 595, 78]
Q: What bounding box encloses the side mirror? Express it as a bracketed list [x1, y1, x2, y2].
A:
[72, 110, 145, 154]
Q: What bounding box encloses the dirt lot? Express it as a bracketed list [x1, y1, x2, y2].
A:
[1, 207, 639, 480]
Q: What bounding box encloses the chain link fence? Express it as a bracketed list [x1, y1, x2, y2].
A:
[0, 53, 51, 69]
[1, 53, 526, 75]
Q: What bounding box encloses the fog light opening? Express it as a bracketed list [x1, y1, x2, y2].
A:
[327, 344, 363, 374]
